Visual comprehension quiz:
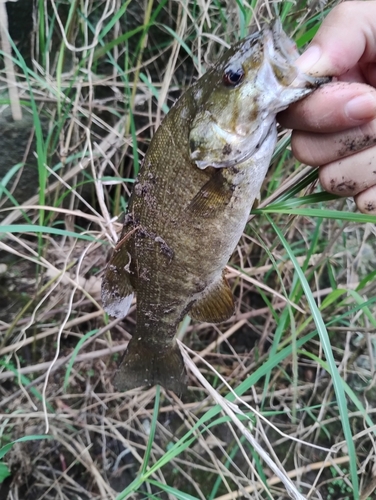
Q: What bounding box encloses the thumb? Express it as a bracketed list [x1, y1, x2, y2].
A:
[295, 1, 376, 77]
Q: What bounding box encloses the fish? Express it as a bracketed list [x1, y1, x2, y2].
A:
[101, 20, 329, 394]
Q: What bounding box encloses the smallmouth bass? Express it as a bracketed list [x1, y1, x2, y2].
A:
[102, 21, 329, 394]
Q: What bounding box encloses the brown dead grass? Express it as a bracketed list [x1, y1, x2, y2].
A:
[0, 1, 375, 499]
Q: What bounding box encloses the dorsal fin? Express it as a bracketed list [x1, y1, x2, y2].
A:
[101, 217, 137, 318]
[190, 273, 235, 323]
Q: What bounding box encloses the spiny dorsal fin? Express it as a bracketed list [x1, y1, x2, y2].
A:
[101, 219, 137, 319]
[187, 171, 233, 217]
[190, 273, 235, 323]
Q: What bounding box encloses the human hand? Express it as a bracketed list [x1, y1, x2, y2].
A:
[278, 1, 376, 214]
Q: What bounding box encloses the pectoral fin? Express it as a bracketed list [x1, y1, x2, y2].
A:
[101, 218, 137, 318]
[190, 273, 235, 323]
[187, 171, 233, 217]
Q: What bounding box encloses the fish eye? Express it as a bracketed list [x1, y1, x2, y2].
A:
[222, 68, 245, 86]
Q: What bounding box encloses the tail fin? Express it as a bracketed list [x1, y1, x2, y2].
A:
[113, 337, 187, 395]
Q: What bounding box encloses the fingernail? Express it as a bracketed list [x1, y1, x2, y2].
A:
[296, 45, 322, 73]
[345, 94, 376, 121]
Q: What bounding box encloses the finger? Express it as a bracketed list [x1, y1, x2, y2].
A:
[354, 184, 376, 214]
[364, 63, 376, 88]
[278, 82, 376, 131]
[338, 65, 368, 84]
[295, 2, 376, 77]
[319, 146, 376, 197]
[291, 119, 376, 166]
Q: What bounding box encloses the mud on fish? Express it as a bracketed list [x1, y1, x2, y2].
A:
[101, 20, 329, 394]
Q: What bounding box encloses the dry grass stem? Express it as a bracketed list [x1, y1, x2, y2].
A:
[1, 1, 374, 499]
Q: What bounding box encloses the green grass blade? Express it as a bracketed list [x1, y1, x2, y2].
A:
[300, 350, 376, 431]
[116, 386, 161, 498]
[0, 361, 54, 411]
[0, 462, 11, 483]
[0, 224, 99, 242]
[0, 163, 23, 200]
[266, 215, 359, 499]
[63, 329, 99, 391]
[147, 479, 199, 500]
[255, 207, 376, 224]
[267, 192, 340, 209]
[347, 290, 376, 328]
[141, 385, 160, 475]
[0, 435, 53, 460]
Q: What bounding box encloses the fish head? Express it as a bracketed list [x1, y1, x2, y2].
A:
[189, 20, 329, 169]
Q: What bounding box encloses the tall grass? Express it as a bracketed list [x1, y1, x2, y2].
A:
[0, 1, 375, 499]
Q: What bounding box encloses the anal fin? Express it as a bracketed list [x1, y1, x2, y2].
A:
[190, 273, 235, 323]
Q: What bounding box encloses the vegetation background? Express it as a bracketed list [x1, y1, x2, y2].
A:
[0, 0, 375, 499]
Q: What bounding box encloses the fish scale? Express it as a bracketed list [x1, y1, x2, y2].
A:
[101, 21, 330, 394]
